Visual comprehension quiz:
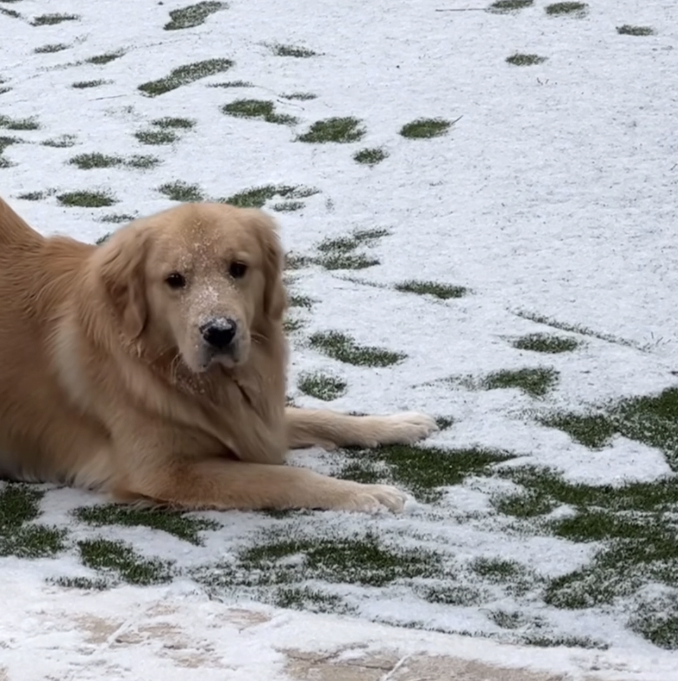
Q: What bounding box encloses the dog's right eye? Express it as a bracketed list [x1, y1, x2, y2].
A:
[165, 272, 186, 289]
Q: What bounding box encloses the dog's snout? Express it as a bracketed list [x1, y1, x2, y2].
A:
[200, 318, 237, 351]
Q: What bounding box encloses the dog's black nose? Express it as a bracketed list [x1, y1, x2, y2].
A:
[200, 318, 237, 351]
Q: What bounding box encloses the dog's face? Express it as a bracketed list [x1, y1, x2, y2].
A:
[96, 203, 286, 373]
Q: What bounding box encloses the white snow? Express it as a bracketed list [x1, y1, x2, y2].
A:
[1, 0, 678, 677]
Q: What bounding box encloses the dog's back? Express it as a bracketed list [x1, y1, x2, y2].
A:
[0, 197, 106, 484]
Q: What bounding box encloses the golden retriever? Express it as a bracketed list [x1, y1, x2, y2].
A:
[0, 197, 437, 513]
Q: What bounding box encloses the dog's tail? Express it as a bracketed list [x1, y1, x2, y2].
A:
[0, 195, 44, 248]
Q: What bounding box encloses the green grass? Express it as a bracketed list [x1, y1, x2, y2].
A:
[309, 331, 405, 367]
[151, 117, 196, 129]
[42, 134, 77, 148]
[222, 99, 298, 125]
[78, 539, 174, 585]
[353, 147, 388, 166]
[86, 50, 125, 64]
[421, 584, 486, 606]
[0, 135, 20, 154]
[17, 191, 47, 201]
[229, 532, 442, 588]
[274, 587, 355, 615]
[0, 6, 20, 20]
[482, 367, 559, 397]
[340, 446, 515, 503]
[629, 594, 678, 650]
[32, 13, 80, 26]
[69, 153, 122, 169]
[158, 180, 205, 202]
[488, 0, 534, 13]
[134, 129, 178, 145]
[0, 484, 66, 559]
[272, 200, 305, 212]
[298, 372, 347, 401]
[545, 2, 588, 16]
[139, 58, 234, 96]
[512, 333, 579, 353]
[0, 114, 40, 130]
[400, 118, 451, 139]
[125, 154, 160, 169]
[57, 190, 117, 208]
[73, 504, 220, 545]
[54, 576, 111, 590]
[312, 228, 389, 271]
[35, 43, 70, 54]
[617, 25, 654, 36]
[208, 80, 253, 88]
[224, 184, 319, 208]
[72, 80, 109, 89]
[280, 92, 317, 101]
[271, 44, 317, 58]
[164, 1, 225, 30]
[395, 280, 468, 300]
[98, 213, 136, 224]
[506, 53, 548, 66]
[297, 117, 365, 143]
[541, 387, 678, 471]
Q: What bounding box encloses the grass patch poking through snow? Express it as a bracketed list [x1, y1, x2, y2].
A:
[315, 227, 387, 271]
[222, 99, 298, 125]
[297, 117, 365, 143]
[298, 372, 347, 401]
[0, 484, 66, 559]
[224, 184, 319, 208]
[78, 538, 174, 586]
[309, 331, 405, 367]
[340, 446, 515, 503]
[72, 80, 109, 89]
[617, 25, 655, 36]
[57, 190, 117, 208]
[512, 333, 579, 353]
[0, 114, 39, 131]
[541, 386, 678, 471]
[158, 181, 205, 202]
[138, 58, 234, 96]
[164, 1, 226, 30]
[35, 43, 70, 54]
[488, 0, 534, 13]
[73, 504, 220, 545]
[545, 2, 588, 16]
[270, 44, 317, 58]
[31, 14, 80, 26]
[86, 50, 125, 65]
[396, 280, 468, 300]
[483, 367, 559, 398]
[506, 53, 547, 66]
[400, 118, 451, 139]
[353, 147, 388, 166]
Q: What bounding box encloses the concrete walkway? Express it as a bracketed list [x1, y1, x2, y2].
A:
[0, 575, 674, 681]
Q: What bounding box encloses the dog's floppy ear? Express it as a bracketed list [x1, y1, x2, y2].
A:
[243, 209, 287, 321]
[96, 225, 149, 339]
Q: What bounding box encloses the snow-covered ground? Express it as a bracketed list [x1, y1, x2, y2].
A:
[1, 0, 677, 677]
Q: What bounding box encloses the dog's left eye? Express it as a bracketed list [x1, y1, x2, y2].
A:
[229, 262, 248, 279]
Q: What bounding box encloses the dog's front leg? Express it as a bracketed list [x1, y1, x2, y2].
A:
[285, 407, 438, 451]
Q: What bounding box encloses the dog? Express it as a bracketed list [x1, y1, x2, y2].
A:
[0, 197, 437, 513]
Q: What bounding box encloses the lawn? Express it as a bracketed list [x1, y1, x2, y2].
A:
[0, 0, 676, 660]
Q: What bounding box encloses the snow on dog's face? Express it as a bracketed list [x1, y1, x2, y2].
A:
[97, 203, 286, 372]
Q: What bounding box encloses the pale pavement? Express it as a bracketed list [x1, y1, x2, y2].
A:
[0, 574, 674, 681]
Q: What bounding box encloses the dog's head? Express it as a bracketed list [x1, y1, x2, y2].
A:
[93, 203, 286, 373]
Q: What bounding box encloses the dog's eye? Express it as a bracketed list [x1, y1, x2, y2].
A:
[229, 262, 248, 279]
[165, 272, 186, 289]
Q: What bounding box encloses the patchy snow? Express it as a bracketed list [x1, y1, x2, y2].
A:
[1, 0, 678, 677]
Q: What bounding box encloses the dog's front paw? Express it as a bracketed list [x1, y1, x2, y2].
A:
[379, 412, 439, 445]
[336, 483, 409, 514]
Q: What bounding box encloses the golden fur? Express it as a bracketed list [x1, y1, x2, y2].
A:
[0, 197, 437, 513]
